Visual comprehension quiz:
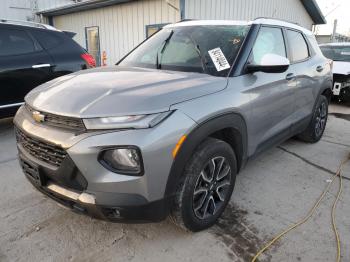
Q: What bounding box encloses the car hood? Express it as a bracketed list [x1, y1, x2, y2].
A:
[333, 61, 350, 75]
[26, 66, 227, 118]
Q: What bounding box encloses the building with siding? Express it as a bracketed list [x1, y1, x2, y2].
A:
[0, 0, 37, 21]
[316, 33, 350, 44]
[1, 0, 325, 66]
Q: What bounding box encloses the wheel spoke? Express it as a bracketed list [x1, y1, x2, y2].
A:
[214, 157, 225, 180]
[194, 189, 208, 212]
[200, 171, 212, 183]
[202, 195, 215, 217]
[215, 189, 226, 202]
[215, 180, 231, 201]
[208, 159, 216, 181]
[209, 196, 216, 215]
[194, 187, 208, 196]
[217, 165, 230, 181]
[216, 180, 231, 190]
[320, 119, 326, 130]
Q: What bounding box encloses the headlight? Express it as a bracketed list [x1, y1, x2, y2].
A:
[83, 111, 173, 130]
[99, 147, 143, 175]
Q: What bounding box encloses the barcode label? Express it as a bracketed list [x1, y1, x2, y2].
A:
[208, 47, 230, 72]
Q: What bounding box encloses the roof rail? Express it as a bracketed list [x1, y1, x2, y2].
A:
[176, 19, 197, 23]
[254, 17, 300, 26]
[0, 18, 59, 31]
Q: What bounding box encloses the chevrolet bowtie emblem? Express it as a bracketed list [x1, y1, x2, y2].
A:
[32, 111, 46, 123]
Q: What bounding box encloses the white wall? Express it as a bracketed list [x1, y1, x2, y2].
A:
[0, 0, 35, 20]
[51, 0, 315, 66]
[53, 0, 180, 65]
[36, 0, 87, 12]
[184, 0, 314, 29]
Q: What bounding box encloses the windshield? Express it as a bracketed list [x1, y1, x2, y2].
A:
[119, 25, 250, 76]
[320, 45, 350, 62]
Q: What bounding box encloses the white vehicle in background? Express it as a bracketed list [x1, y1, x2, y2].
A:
[320, 43, 350, 102]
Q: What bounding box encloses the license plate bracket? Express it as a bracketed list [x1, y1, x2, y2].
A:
[19, 156, 45, 186]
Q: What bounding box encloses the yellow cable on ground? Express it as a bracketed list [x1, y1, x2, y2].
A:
[251, 154, 350, 262]
[331, 161, 343, 262]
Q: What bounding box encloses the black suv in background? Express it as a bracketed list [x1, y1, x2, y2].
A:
[0, 19, 96, 118]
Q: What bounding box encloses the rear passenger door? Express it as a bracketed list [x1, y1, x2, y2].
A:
[245, 26, 297, 154]
[284, 29, 318, 127]
[0, 25, 53, 108]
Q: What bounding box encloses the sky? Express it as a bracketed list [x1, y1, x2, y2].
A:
[315, 0, 350, 36]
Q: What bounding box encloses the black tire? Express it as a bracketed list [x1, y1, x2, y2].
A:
[297, 95, 328, 143]
[170, 137, 237, 232]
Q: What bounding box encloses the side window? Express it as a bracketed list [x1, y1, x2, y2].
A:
[306, 35, 321, 55]
[31, 30, 63, 49]
[0, 29, 36, 56]
[286, 30, 309, 62]
[251, 27, 286, 65]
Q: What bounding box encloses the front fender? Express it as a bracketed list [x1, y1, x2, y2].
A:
[164, 112, 248, 198]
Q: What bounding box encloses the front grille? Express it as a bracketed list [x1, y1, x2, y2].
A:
[15, 127, 67, 168]
[25, 104, 86, 132]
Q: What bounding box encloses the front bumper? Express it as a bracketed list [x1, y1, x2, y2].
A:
[14, 105, 196, 222]
[18, 141, 170, 222]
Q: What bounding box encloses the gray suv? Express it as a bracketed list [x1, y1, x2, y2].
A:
[14, 19, 332, 231]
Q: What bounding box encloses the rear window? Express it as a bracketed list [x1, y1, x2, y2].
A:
[320, 45, 350, 62]
[286, 30, 309, 62]
[31, 30, 64, 49]
[0, 29, 36, 56]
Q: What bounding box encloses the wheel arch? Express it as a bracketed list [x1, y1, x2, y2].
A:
[164, 112, 248, 198]
[321, 87, 332, 103]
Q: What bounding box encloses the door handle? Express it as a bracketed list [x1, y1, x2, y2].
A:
[285, 73, 295, 81]
[316, 65, 324, 72]
[32, 64, 51, 69]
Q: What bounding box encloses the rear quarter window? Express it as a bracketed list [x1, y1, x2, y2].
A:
[31, 30, 64, 49]
[306, 35, 323, 56]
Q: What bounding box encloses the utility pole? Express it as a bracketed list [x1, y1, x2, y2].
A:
[331, 19, 338, 43]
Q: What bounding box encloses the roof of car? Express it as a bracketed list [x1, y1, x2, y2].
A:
[167, 18, 313, 36]
[319, 42, 350, 47]
[0, 18, 60, 31]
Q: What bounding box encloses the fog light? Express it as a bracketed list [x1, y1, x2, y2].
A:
[99, 147, 143, 175]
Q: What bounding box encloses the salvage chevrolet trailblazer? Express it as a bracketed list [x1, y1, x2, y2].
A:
[14, 19, 332, 231]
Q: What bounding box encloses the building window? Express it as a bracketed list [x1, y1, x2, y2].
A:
[145, 23, 169, 38]
[85, 26, 101, 66]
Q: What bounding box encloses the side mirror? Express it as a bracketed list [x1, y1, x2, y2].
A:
[246, 54, 290, 73]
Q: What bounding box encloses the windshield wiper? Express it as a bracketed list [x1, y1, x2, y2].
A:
[194, 44, 208, 74]
[156, 30, 174, 69]
[188, 35, 208, 74]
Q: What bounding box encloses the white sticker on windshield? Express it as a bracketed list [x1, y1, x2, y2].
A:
[341, 51, 350, 55]
[208, 47, 230, 72]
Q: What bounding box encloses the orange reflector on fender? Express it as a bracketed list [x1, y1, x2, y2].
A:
[172, 135, 187, 158]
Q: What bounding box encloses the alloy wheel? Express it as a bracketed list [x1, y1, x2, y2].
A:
[192, 156, 232, 220]
[315, 101, 327, 137]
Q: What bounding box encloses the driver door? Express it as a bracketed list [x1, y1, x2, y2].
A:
[243, 26, 297, 154]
